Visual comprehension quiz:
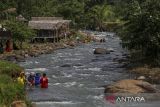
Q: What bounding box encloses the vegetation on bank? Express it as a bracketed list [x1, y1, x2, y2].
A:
[115, 0, 160, 66]
[4, 20, 36, 49]
[0, 61, 30, 107]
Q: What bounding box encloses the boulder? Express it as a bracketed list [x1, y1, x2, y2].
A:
[31, 103, 37, 107]
[61, 64, 72, 67]
[104, 79, 159, 94]
[107, 48, 114, 52]
[5, 55, 16, 62]
[67, 42, 76, 47]
[29, 52, 39, 57]
[94, 48, 110, 54]
[11, 101, 27, 107]
[73, 63, 83, 67]
[137, 76, 146, 80]
[15, 55, 25, 62]
[24, 54, 29, 58]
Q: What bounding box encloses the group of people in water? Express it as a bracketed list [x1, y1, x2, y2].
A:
[17, 72, 48, 89]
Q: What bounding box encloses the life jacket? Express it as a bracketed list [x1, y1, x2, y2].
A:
[40, 77, 48, 88]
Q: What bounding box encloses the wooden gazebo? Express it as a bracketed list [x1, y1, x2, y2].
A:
[28, 17, 71, 42]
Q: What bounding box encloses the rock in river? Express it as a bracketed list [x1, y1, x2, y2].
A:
[61, 64, 72, 67]
[104, 79, 159, 94]
[11, 101, 27, 107]
[15, 55, 25, 62]
[94, 48, 110, 54]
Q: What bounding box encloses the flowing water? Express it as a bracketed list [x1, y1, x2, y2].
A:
[20, 32, 160, 107]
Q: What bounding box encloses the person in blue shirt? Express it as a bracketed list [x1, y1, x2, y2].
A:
[34, 73, 41, 86]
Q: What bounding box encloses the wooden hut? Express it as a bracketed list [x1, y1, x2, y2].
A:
[28, 17, 71, 42]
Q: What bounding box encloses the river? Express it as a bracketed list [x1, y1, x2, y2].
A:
[20, 32, 159, 107]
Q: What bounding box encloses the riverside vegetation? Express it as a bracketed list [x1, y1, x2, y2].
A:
[116, 0, 160, 82]
[0, 61, 32, 107]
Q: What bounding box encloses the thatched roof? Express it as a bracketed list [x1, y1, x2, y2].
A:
[28, 17, 71, 30]
[31, 17, 63, 21]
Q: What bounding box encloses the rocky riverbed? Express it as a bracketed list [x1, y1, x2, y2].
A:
[0, 31, 94, 63]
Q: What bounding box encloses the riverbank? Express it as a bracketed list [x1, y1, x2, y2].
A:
[0, 31, 94, 63]
[123, 54, 160, 84]
[130, 66, 160, 84]
[0, 61, 31, 107]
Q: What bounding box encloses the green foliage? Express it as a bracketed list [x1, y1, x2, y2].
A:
[4, 21, 36, 41]
[57, 0, 85, 27]
[85, 4, 117, 30]
[119, 0, 160, 64]
[0, 76, 25, 106]
[4, 20, 36, 49]
[0, 60, 23, 76]
[0, 61, 26, 106]
[0, 0, 119, 30]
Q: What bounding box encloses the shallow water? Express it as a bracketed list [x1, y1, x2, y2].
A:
[20, 32, 160, 107]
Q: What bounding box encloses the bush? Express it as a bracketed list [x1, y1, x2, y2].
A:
[0, 79, 25, 106]
[0, 61, 27, 106]
[119, 0, 160, 65]
[0, 61, 23, 76]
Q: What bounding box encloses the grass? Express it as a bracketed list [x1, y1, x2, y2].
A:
[0, 60, 23, 76]
[0, 61, 30, 107]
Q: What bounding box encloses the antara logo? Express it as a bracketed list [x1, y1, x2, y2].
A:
[105, 95, 146, 104]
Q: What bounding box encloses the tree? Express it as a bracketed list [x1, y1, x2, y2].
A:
[119, 0, 160, 64]
[57, 0, 85, 27]
[4, 21, 36, 49]
[84, 4, 116, 30]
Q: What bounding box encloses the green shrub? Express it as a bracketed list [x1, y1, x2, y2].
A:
[0, 75, 12, 84]
[0, 61, 27, 106]
[0, 74, 25, 106]
[0, 61, 23, 76]
[0, 82, 25, 106]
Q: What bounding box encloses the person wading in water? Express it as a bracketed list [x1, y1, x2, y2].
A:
[27, 72, 35, 89]
[17, 72, 25, 85]
[34, 73, 41, 86]
[40, 73, 48, 88]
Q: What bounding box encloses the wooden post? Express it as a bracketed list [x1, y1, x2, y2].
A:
[57, 29, 60, 42]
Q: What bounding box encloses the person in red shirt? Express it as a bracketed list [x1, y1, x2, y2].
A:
[5, 40, 12, 52]
[40, 73, 48, 88]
